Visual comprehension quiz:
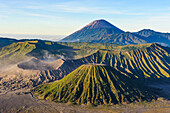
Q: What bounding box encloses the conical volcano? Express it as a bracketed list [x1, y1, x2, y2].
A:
[84, 19, 122, 29]
[61, 19, 124, 42]
[32, 64, 156, 105]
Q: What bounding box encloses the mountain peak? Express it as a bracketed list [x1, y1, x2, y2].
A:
[136, 29, 157, 37]
[85, 19, 118, 29]
[61, 19, 124, 42]
[139, 29, 156, 32]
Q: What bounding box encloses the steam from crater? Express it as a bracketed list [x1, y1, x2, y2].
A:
[42, 50, 65, 62]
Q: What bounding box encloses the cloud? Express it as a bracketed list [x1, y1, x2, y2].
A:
[23, 3, 123, 15]
[0, 15, 8, 18]
[50, 4, 123, 14]
[148, 14, 170, 22]
[0, 1, 150, 18]
[0, 33, 65, 41]
[23, 2, 146, 16]
[26, 13, 54, 18]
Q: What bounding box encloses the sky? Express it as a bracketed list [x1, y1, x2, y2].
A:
[0, 0, 170, 38]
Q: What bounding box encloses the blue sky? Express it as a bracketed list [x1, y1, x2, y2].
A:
[0, 0, 169, 36]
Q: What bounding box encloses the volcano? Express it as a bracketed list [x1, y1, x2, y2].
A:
[32, 64, 156, 105]
[61, 19, 124, 42]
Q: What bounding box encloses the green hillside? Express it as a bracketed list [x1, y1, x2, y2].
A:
[0, 40, 169, 90]
[58, 43, 170, 81]
[0, 40, 119, 66]
[0, 41, 36, 65]
[0, 40, 169, 80]
[32, 64, 156, 105]
[0, 40, 68, 66]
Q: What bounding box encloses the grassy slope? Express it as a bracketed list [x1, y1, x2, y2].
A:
[0, 40, 119, 65]
[32, 64, 156, 105]
[0, 40, 169, 80]
[0, 41, 36, 65]
[0, 41, 119, 89]
[63, 43, 170, 80]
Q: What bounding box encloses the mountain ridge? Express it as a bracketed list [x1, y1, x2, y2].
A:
[91, 32, 147, 45]
[136, 29, 170, 38]
[0, 40, 169, 90]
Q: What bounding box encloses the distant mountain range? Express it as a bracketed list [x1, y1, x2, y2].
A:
[135, 29, 170, 46]
[61, 19, 170, 46]
[0, 34, 65, 41]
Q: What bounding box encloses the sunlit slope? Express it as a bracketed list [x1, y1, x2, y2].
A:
[0, 40, 85, 65]
[0, 40, 112, 65]
[59, 43, 170, 79]
[0, 41, 36, 65]
[0, 41, 169, 90]
[32, 64, 156, 105]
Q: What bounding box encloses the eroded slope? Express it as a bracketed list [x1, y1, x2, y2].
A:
[32, 64, 156, 105]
